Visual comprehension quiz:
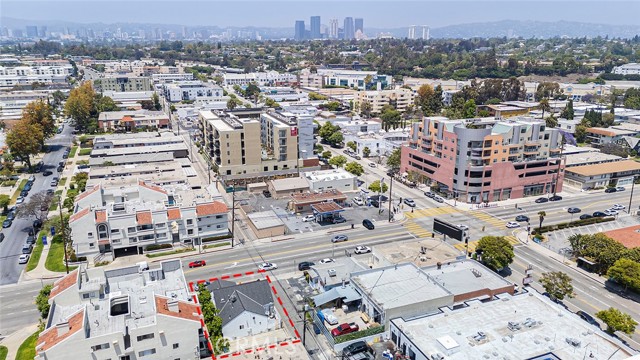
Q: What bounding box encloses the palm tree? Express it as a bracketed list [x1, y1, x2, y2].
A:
[539, 98, 550, 120]
[538, 211, 546, 232]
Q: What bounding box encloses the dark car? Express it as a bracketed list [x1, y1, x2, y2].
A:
[549, 195, 563, 201]
[0, 233, 4, 243]
[579, 214, 593, 220]
[576, 311, 599, 327]
[592, 211, 607, 217]
[568, 207, 581, 214]
[369, 199, 380, 208]
[6, 211, 16, 221]
[33, 219, 43, 229]
[43, 170, 53, 176]
[20, 190, 29, 198]
[535, 197, 549, 203]
[24, 183, 32, 191]
[57, 166, 64, 173]
[604, 188, 617, 193]
[46, 189, 55, 195]
[362, 219, 375, 230]
[386, 171, 396, 177]
[26, 235, 36, 245]
[369, 195, 388, 202]
[298, 261, 315, 271]
[22, 244, 33, 254]
[342, 341, 372, 357]
[263, 190, 272, 198]
[515, 215, 529, 222]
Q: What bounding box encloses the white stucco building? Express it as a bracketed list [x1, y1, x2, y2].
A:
[0, 65, 73, 87]
[304, 169, 358, 192]
[612, 63, 640, 76]
[163, 81, 224, 102]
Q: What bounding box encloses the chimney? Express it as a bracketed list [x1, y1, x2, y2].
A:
[167, 299, 180, 313]
[56, 321, 70, 336]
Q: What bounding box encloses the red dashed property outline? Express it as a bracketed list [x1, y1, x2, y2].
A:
[189, 268, 301, 359]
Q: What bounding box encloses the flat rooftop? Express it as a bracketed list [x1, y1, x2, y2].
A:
[90, 143, 188, 157]
[422, 259, 513, 298]
[564, 152, 624, 167]
[350, 263, 452, 311]
[88, 152, 175, 166]
[247, 210, 284, 230]
[304, 169, 356, 182]
[565, 159, 640, 177]
[269, 177, 309, 193]
[290, 190, 347, 204]
[603, 224, 640, 249]
[391, 292, 635, 360]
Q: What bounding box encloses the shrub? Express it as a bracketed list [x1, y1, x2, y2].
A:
[145, 243, 173, 251]
[202, 234, 232, 243]
[531, 217, 615, 234]
[334, 325, 385, 344]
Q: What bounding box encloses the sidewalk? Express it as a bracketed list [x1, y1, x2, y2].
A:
[0, 323, 39, 360]
[19, 239, 65, 284]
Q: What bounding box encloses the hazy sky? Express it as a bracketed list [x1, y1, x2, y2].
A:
[2, 1, 640, 28]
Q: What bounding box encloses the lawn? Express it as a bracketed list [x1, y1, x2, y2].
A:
[69, 146, 78, 157]
[59, 177, 67, 186]
[26, 232, 45, 272]
[10, 179, 28, 203]
[45, 240, 76, 273]
[78, 148, 92, 156]
[0, 345, 7, 360]
[1, 179, 17, 187]
[48, 195, 59, 211]
[15, 330, 41, 360]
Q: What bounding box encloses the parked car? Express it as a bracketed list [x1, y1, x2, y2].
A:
[15, 197, 24, 204]
[18, 254, 30, 264]
[331, 234, 348, 243]
[50, 177, 59, 186]
[298, 261, 315, 271]
[362, 219, 375, 230]
[22, 244, 33, 254]
[20, 190, 29, 198]
[46, 189, 55, 195]
[321, 309, 338, 325]
[592, 211, 607, 217]
[302, 215, 315, 222]
[403, 198, 416, 207]
[6, 211, 16, 221]
[258, 262, 278, 271]
[369, 199, 380, 208]
[616, 186, 626, 192]
[369, 195, 388, 202]
[352, 197, 364, 206]
[433, 196, 444, 203]
[535, 197, 549, 203]
[331, 323, 359, 337]
[576, 310, 599, 327]
[611, 204, 625, 211]
[604, 188, 617, 193]
[368, 162, 376, 168]
[0, 232, 4, 242]
[424, 191, 435, 198]
[506, 221, 520, 228]
[2, 219, 13, 228]
[24, 182, 32, 191]
[332, 217, 347, 224]
[33, 219, 43, 229]
[354, 155, 361, 160]
[57, 166, 64, 173]
[354, 246, 371, 254]
[603, 209, 618, 216]
[515, 215, 529, 222]
[342, 341, 372, 357]
[43, 170, 53, 176]
[319, 258, 335, 264]
[567, 207, 581, 214]
[26, 235, 36, 245]
[262, 190, 272, 198]
[549, 195, 563, 201]
[188, 260, 206, 268]
[27, 175, 36, 183]
[579, 214, 593, 220]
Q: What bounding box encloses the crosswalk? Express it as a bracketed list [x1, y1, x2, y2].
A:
[454, 235, 521, 253]
[404, 220, 433, 238]
[405, 206, 460, 219]
[468, 210, 506, 228]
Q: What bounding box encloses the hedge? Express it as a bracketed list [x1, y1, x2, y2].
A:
[334, 325, 385, 344]
[532, 217, 616, 234]
[202, 234, 232, 243]
[204, 241, 230, 249]
[145, 243, 173, 251]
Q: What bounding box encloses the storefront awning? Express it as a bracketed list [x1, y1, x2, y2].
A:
[312, 285, 362, 306]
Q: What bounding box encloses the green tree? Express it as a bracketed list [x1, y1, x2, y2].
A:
[475, 236, 515, 271]
[22, 100, 56, 138]
[36, 284, 53, 319]
[95, 94, 119, 112]
[344, 161, 364, 176]
[226, 98, 238, 110]
[6, 119, 44, 169]
[197, 284, 229, 354]
[264, 98, 280, 108]
[540, 271, 574, 301]
[607, 258, 640, 292]
[545, 114, 558, 128]
[380, 106, 401, 131]
[328, 131, 344, 146]
[325, 101, 341, 112]
[416, 84, 435, 114]
[596, 308, 638, 335]
[319, 122, 340, 143]
[362, 146, 371, 158]
[574, 124, 588, 143]
[329, 155, 347, 168]
[346, 141, 357, 152]
[321, 150, 332, 160]
[368, 180, 388, 193]
[0, 194, 10, 213]
[244, 83, 261, 102]
[360, 100, 373, 117]
[386, 148, 401, 170]
[462, 99, 477, 118]
[560, 98, 574, 120]
[539, 98, 551, 119]
[152, 92, 162, 111]
[537, 211, 546, 232]
[72, 172, 89, 192]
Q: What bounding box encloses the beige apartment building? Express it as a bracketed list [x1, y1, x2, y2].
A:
[355, 88, 415, 115]
[199, 110, 299, 178]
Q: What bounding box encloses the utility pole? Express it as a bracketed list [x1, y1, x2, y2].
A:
[553, 135, 565, 197]
[388, 176, 394, 222]
[58, 197, 69, 274]
[230, 184, 236, 248]
[628, 176, 636, 214]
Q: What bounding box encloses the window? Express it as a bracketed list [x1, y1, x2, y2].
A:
[98, 224, 108, 240]
[91, 343, 110, 351]
[186, 219, 193, 225]
[87, 232, 93, 238]
[128, 227, 136, 234]
[240, 325, 245, 329]
[216, 215, 223, 219]
[138, 349, 156, 357]
[156, 223, 166, 228]
[173, 343, 179, 349]
[89, 243, 95, 248]
[187, 229, 194, 235]
[83, 293, 90, 299]
[137, 333, 155, 341]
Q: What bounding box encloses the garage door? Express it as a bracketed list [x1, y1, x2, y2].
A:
[113, 246, 138, 258]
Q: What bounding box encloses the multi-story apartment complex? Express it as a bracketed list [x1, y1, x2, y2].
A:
[222, 71, 297, 87]
[261, 110, 315, 160]
[199, 109, 302, 179]
[612, 63, 640, 75]
[401, 117, 564, 203]
[97, 110, 170, 131]
[0, 65, 73, 87]
[313, 68, 392, 90]
[162, 81, 224, 102]
[69, 180, 229, 257]
[98, 76, 152, 92]
[36, 260, 207, 360]
[151, 73, 194, 83]
[355, 88, 415, 114]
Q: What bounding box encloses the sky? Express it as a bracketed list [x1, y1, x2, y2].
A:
[2, 1, 640, 28]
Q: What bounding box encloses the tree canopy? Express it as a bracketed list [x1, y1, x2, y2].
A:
[540, 271, 574, 301]
[607, 258, 640, 292]
[475, 236, 515, 271]
[344, 161, 364, 176]
[368, 180, 388, 193]
[596, 307, 638, 335]
[6, 118, 44, 168]
[328, 155, 347, 168]
[386, 148, 401, 170]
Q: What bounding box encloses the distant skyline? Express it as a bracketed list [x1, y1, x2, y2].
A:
[2, 1, 640, 29]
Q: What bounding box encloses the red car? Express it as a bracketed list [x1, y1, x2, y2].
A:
[188, 260, 206, 268]
[331, 323, 359, 337]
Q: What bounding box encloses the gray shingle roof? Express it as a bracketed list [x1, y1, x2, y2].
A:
[208, 279, 274, 326]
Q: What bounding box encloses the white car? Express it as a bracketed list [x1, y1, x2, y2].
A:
[368, 162, 376, 168]
[319, 258, 335, 264]
[302, 215, 316, 222]
[16, 197, 25, 204]
[18, 254, 30, 264]
[506, 221, 520, 228]
[457, 224, 469, 230]
[352, 197, 364, 206]
[611, 204, 625, 211]
[354, 245, 371, 254]
[259, 262, 278, 271]
[604, 209, 618, 216]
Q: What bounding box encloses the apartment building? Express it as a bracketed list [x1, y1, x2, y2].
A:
[162, 81, 224, 102]
[316, 68, 392, 90]
[0, 65, 72, 87]
[612, 63, 640, 75]
[262, 110, 315, 159]
[36, 260, 207, 360]
[98, 76, 153, 92]
[69, 180, 229, 257]
[401, 117, 564, 203]
[97, 110, 169, 131]
[222, 71, 297, 87]
[0, 90, 51, 121]
[93, 132, 184, 150]
[151, 73, 194, 83]
[355, 88, 415, 115]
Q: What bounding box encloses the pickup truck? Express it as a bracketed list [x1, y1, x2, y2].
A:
[331, 322, 359, 337]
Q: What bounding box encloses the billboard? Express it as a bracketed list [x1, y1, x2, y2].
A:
[433, 218, 463, 241]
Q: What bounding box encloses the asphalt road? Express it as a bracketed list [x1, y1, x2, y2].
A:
[0, 125, 73, 285]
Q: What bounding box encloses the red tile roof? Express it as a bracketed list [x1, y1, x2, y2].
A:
[136, 211, 153, 225]
[155, 295, 201, 322]
[69, 208, 90, 224]
[139, 180, 167, 194]
[604, 225, 640, 249]
[196, 201, 228, 216]
[36, 308, 85, 352]
[167, 207, 181, 220]
[95, 210, 107, 223]
[49, 269, 79, 299]
[75, 184, 101, 203]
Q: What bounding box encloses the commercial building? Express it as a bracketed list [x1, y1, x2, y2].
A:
[151, 73, 194, 83]
[261, 87, 308, 102]
[389, 291, 634, 360]
[317, 68, 391, 90]
[343, 128, 411, 158]
[36, 260, 206, 360]
[69, 180, 229, 257]
[310, 16, 321, 39]
[267, 177, 310, 198]
[92, 132, 184, 150]
[0, 64, 72, 88]
[304, 169, 358, 192]
[343, 17, 355, 40]
[612, 63, 640, 75]
[98, 76, 152, 92]
[355, 88, 415, 115]
[162, 81, 224, 102]
[331, 118, 382, 134]
[294, 20, 306, 40]
[222, 71, 297, 87]
[603, 225, 640, 248]
[288, 190, 347, 213]
[586, 127, 640, 146]
[563, 159, 640, 190]
[101, 90, 155, 110]
[97, 110, 170, 131]
[401, 117, 564, 203]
